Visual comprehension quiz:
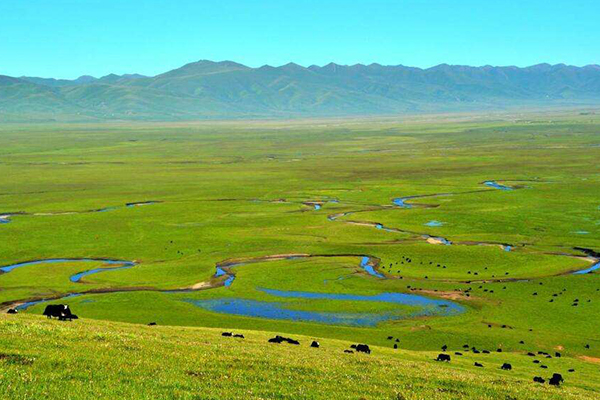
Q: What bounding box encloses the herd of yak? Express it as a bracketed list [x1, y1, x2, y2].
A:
[7, 304, 568, 388]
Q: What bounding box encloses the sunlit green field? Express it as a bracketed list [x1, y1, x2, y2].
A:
[1, 111, 599, 397]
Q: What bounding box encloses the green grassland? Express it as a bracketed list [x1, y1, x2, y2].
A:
[1, 111, 600, 398]
[2, 315, 600, 400]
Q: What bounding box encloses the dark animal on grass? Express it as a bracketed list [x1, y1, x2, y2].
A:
[441, 344, 447, 351]
[435, 354, 451, 362]
[222, 332, 233, 337]
[394, 344, 397, 349]
[147, 322, 157, 326]
[568, 369, 575, 372]
[527, 352, 535, 357]
[344, 350, 354, 354]
[43, 305, 78, 321]
[555, 352, 561, 357]
[533, 376, 545, 384]
[454, 352, 463, 356]
[354, 344, 371, 354]
[549, 373, 564, 386]
[540, 365, 548, 369]
[311, 341, 320, 348]
[500, 363, 512, 371]
[474, 362, 483, 367]
[482, 350, 490, 354]
[268, 335, 299, 345]
[7, 309, 18, 314]
[233, 334, 244, 339]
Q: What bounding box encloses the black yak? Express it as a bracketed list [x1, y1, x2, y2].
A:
[549, 373, 564, 386]
[355, 344, 371, 354]
[43, 304, 77, 321]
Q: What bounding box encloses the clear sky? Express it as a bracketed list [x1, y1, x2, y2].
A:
[1, 0, 598, 79]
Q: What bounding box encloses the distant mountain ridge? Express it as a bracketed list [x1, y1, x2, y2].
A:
[2, 60, 600, 121]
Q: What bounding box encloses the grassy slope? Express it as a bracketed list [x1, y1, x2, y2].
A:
[1, 314, 599, 400]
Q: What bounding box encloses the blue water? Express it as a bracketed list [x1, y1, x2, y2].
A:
[573, 262, 600, 275]
[15, 293, 82, 311]
[392, 197, 412, 208]
[260, 288, 463, 310]
[504, 245, 512, 252]
[0, 218, 10, 224]
[360, 256, 385, 278]
[184, 298, 396, 326]
[425, 220, 444, 227]
[184, 289, 464, 326]
[70, 263, 135, 282]
[0, 258, 136, 277]
[314, 204, 322, 210]
[483, 181, 513, 191]
[224, 275, 235, 286]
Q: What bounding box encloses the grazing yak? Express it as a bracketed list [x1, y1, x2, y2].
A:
[43, 304, 78, 321]
[147, 322, 157, 326]
[474, 362, 484, 368]
[268, 335, 299, 345]
[7, 309, 18, 314]
[311, 341, 320, 348]
[549, 373, 564, 386]
[533, 376, 545, 384]
[353, 344, 371, 354]
[500, 363, 512, 371]
[435, 354, 451, 362]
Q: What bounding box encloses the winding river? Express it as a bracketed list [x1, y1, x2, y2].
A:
[4, 179, 598, 326]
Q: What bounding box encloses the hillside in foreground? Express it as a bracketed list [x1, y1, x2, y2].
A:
[1, 314, 598, 400]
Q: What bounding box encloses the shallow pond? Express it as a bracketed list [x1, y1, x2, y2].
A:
[183, 288, 464, 326]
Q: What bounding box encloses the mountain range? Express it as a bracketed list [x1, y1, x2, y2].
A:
[1, 60, 600, 122]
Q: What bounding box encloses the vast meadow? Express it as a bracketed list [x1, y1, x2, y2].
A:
[1, 111, 600, 398]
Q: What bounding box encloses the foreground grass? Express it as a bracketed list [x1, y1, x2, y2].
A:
[1, 314, 598, 400]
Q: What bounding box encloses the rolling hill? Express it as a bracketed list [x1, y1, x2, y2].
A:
[2, 61, 600, 121]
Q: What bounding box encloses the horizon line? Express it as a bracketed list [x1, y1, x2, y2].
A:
[8, 59, 600, 81]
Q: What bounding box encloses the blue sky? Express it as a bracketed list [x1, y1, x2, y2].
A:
[1, 0, 598, 79]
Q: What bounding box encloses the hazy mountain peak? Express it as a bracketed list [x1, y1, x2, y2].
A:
[74, 75, 97, 84]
